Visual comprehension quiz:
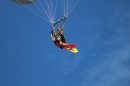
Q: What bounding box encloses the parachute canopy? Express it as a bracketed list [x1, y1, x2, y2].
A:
[11, 0, 35, 4]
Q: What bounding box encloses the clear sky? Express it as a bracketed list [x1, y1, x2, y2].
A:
[0, 0, 130, 86]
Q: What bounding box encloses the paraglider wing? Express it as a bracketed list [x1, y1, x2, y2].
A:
[11, 0, 35, 4]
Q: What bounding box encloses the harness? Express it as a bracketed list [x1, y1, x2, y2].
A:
[54, 32, 61, 40]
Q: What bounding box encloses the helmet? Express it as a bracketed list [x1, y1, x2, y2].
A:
[58, 26, 62, 30]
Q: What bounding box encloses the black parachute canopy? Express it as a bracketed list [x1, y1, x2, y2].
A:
[11, 0, 35, 4]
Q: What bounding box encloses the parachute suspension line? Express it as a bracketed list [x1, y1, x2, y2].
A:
[62, 0, 66, 17]
[65, 0, 71, 17]
[54, 0, 58, 23]
[66, 0, 75, 17]
[38, 0, 57, 23]
[38, 0, 52, 23]
[33, 3, 50, 22]
[63, 0, 80, 17]
[67, 0, 79, 17]
[51, 0, 57, 23]
[19, 4, 51, 22]
[62, 20, 66, 29]
[50, 0, 55, 23]
[47, 0, 54, 23]
[64, 0, 70, 17]
[44, 0, 52, 22]
[63, 0, 69, 17]
[62, 0, 68, 17]
[43, 0, 56, 23]
[22, 5, 50, 22]
[14, 0, 50, 22]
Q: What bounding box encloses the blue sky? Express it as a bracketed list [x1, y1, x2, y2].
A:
[0, 0, 130, 86]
